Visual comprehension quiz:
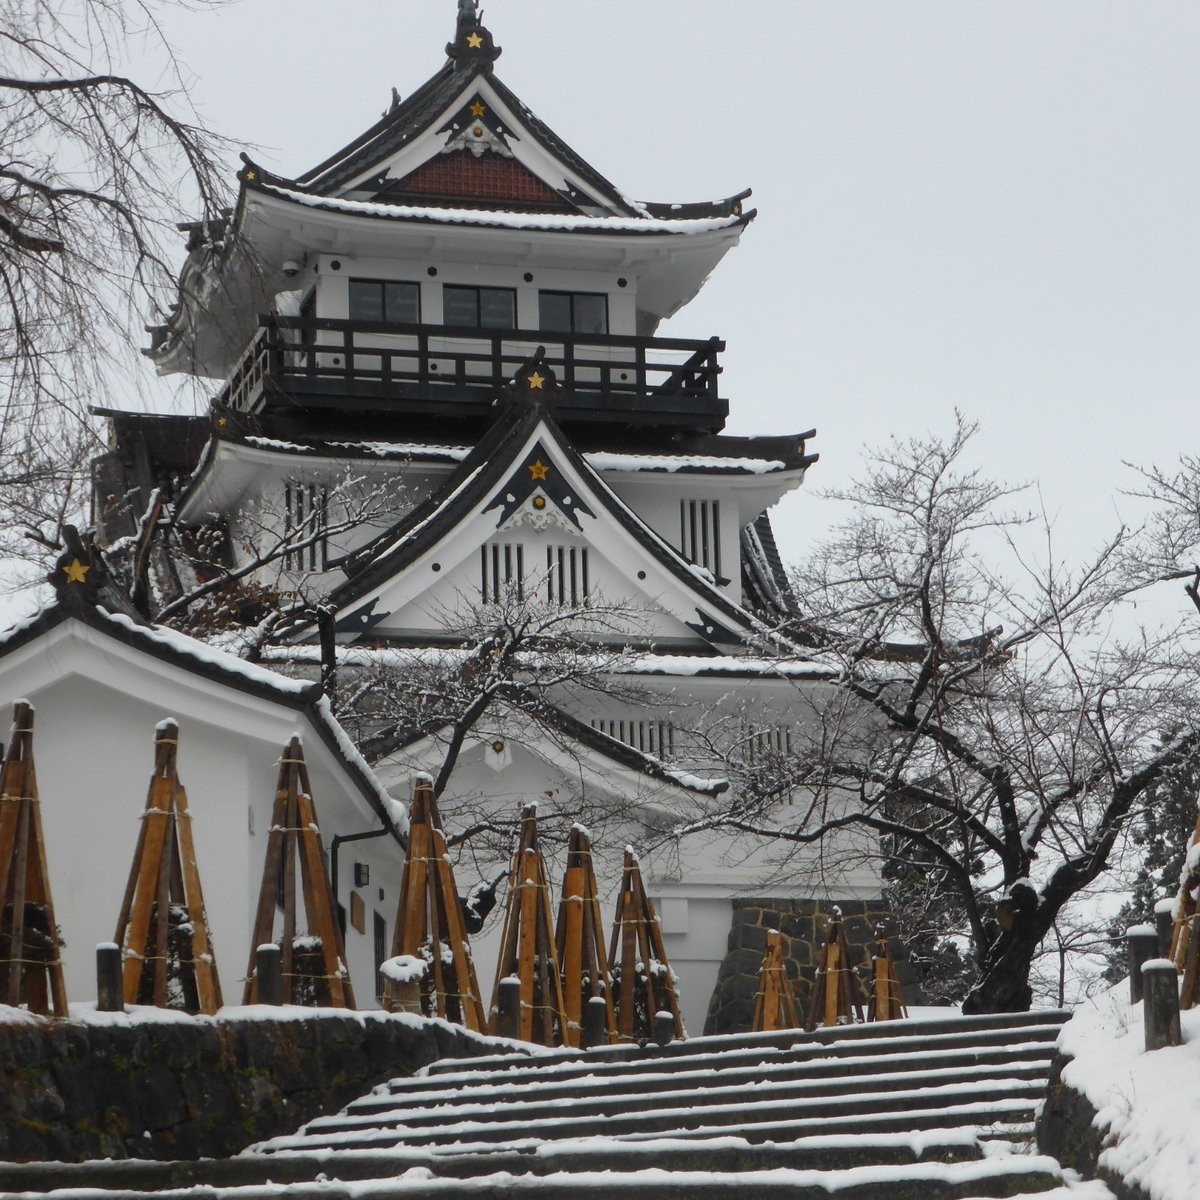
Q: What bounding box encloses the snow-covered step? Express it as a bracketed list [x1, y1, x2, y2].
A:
[0, 1157, 1075, 1199]
[421, 1010, 1069, 1078]
[339, 1043, 1059, 1121]
[305, 1062, 1054, 1139]
[0, 1011, 1082, 1200]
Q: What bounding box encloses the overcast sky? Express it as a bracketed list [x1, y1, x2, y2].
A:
[53, 1, 1200, 592]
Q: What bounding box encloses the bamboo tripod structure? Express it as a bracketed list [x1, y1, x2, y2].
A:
[1170, 809, 1200, 1008]
[243, 736, 354, 1008]
[806, 908, 865, 1030]
[113, 722, 222, 1013]
[751, 928, 801, 1032]
[867, 930, 907, 1022]
[386, 777, 486, 1030]
[554, 823, 614, 1047]
[0, 702, 67, 1016]
[490, 804, 568, 1046]
[608, 847, 684, 1043]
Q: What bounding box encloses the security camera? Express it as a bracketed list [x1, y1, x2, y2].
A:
[281, 259, 301, 279]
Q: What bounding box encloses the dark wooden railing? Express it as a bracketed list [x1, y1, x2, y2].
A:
[216, 316, 727, 428]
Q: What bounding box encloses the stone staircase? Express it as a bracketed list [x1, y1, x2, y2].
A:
[0, 1009, 1113, 1199]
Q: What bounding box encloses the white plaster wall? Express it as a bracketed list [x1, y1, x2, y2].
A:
[0, 628, 403, 1008]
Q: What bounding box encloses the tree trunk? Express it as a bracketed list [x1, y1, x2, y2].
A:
[961, 916, 1044, 1014]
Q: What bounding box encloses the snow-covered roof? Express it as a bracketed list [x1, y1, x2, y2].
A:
[0, 589, 404, 838]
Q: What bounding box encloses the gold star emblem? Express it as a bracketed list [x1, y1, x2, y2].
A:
[63, 559, 90, 585]
[528, 371, 545, 390]
[466, 31, 483, 48]
[216, 415, 229, 428]
[528, 459, 550, 481]
[244, 169, 257, 182]
[470, 100, 487, 118]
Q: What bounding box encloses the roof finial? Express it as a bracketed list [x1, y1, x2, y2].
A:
[457, 0, 478, 28]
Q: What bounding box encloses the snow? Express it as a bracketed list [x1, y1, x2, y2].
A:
[96, 607, 313, 696]
[259, 181, 745, 236]
[1059, 979, 1200, 1200]
[379, 955, 426, 984]
[585, 451, 788, 474]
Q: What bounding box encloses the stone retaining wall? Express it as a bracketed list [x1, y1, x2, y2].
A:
[0, 1009, 517, 1163]
[703, 898, 920, 1034]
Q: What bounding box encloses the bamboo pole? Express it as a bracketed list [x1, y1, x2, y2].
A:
[607, 846, 684, 1044]
[490, 803, 568, 1046]
[554, 823, 614, 1048]
[386, 777, 486, 1031]
[243, 736, 354, 1007]
[113, 723, 223, 1014]
[751, 928, 801, 1032]
[0, 702, 67, 1016]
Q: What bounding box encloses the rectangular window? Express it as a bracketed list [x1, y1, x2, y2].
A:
[284, 483, 329, 572]
[480, 542, 525, 602]
[538, 290, 608, 335]
[373, 911, 387, 1003]
[591, 718, 675, 759]
[348, 278, 420, 325]
[443, 285, 516, 330]
[545, 545, 590, 607]
[680, 499, 721, 579]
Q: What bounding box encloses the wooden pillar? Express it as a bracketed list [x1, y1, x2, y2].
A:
[386, 777, 485, 1031]
[0, 702, 67, 1017]
[751, 928, 801, 1033]
[554, 823, 614, 1048]
[490, 804, 568, 1046]
[243, 735, 354, 1008]
[806, 908, 865, 1031]
[113, 722, 223, 1014]
[607, 846, 684, 1044]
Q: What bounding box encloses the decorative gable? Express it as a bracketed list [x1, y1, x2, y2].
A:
[385, 149, 570, 210]
[484, 441, 595, 532]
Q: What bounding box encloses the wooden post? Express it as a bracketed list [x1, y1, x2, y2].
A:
[243, 735, 354, 1008]
[496, 976, 521, 1040]
[385, 777, 486, 1031]
[256, 945, 283, 1006]
[0, 702, 67, 1017]
[607, 846, 685, 1044]
[1143, 959, 1182, 1051]
[751, 929, 801, 1032]
[96, 943, 124, 1013]
[868, 929, 908, 1023]
[1168, 807, 1200, 1003]
[490, 804, 568, 1046]
[806, 908, 865, 1031]
[1127, 925, 1160, 1005]
[113, 722, 223, 1014]
[554, 823, 614, 1048]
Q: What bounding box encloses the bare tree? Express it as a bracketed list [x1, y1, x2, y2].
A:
[0, 0, 235, 567]
[670, 415, 1200, 1013]
[1125, 454, 1200, 618]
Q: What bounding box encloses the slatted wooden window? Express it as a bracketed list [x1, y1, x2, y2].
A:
[744, 727, 793, 763]
[680, 499, 721, 578]
[284, 483, 328, 571]
[545, 545, 590, 606]
[591, 718, 675, 759]
[480, 542, 525, 602]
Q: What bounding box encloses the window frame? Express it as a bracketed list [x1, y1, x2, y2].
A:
[538, 289, 609, 336]
[347, 277, 421, 326]
[442, 284, 517, 331]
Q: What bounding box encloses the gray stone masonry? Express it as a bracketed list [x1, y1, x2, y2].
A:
[0, 1011, 519, 1163]
[704, 898, 920, 1035]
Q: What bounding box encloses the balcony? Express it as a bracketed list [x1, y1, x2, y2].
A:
[216, 316, 728, 430]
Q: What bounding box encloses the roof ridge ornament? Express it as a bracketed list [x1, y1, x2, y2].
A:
[447, 0, 501, 68]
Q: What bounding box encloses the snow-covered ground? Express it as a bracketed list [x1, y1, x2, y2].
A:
[1059, 981, 1200, 1200]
